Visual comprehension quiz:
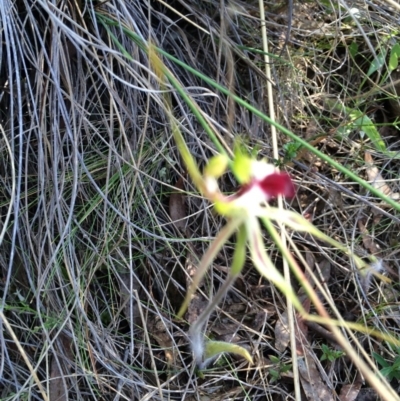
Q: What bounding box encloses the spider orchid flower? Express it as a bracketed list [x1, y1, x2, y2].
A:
[182, 151, 368, 369]
[180, 152, 299, 368]
[203, 154, 295, 216]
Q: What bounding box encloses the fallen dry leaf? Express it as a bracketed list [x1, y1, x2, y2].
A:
[49, 334, 73, 401]
[358, 219, 381, 255]
[328, 188, 344, 209]
[252, 310, 269, 332]
[118, 270, 141, 324]
[305, 250, 316, 273]
[316, 259, 331, 284]
[186, 292, 208, 325]
[298, 347, 335, 401]
[49, 358, 68, 401]
[295, 297, 310, 356]
[169, 176, 187, 232]
[274, 312, 290, 352]
[212, 321, 241, 337]
[147, 314, 180, 369]
[354, 388, 378, 401]
[274, 295, 310, 355]
[339, 373, 363, 401]
[364, 152, 399, 200]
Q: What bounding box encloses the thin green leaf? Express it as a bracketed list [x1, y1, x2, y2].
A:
[373, 352, 389, 368]
[327, 99, 386, 153]
[269, 355, 280, 364]
[367, 50, 387, 76]
[269, 369, 280, 381]
[281, 364, 292, 373]
[348, 111, 386, 152]
[349, 42, 358, 58]
[389, 43, 400, 72]
[380, 366, 394, 378]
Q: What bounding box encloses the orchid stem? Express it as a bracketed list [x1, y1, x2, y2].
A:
[189, 224, 247, 364]
[178, 218, 242, 318]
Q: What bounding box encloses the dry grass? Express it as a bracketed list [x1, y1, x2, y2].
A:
[1, 0, 400, 400]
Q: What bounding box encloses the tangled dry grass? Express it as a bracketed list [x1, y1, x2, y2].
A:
[1, 0, 400, 400]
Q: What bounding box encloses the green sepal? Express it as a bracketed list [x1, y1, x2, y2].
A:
[213, 199, 248, 217]
[204, 340, 253, 364]
[232, 147, 252, 184]
[204, 154, 229, 178]
[214, 200, 233, 216]
[231, 224, 247, 276]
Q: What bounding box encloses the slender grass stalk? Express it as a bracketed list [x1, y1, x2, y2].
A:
[258, 0, 301, 398]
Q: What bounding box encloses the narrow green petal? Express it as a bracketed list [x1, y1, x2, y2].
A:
[204, 154, 229, 178]
[204, 340, 253, 364]
[232, 148, 252, 184]
[231, 224, 247, 276]
[246, 217, 303, 312]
